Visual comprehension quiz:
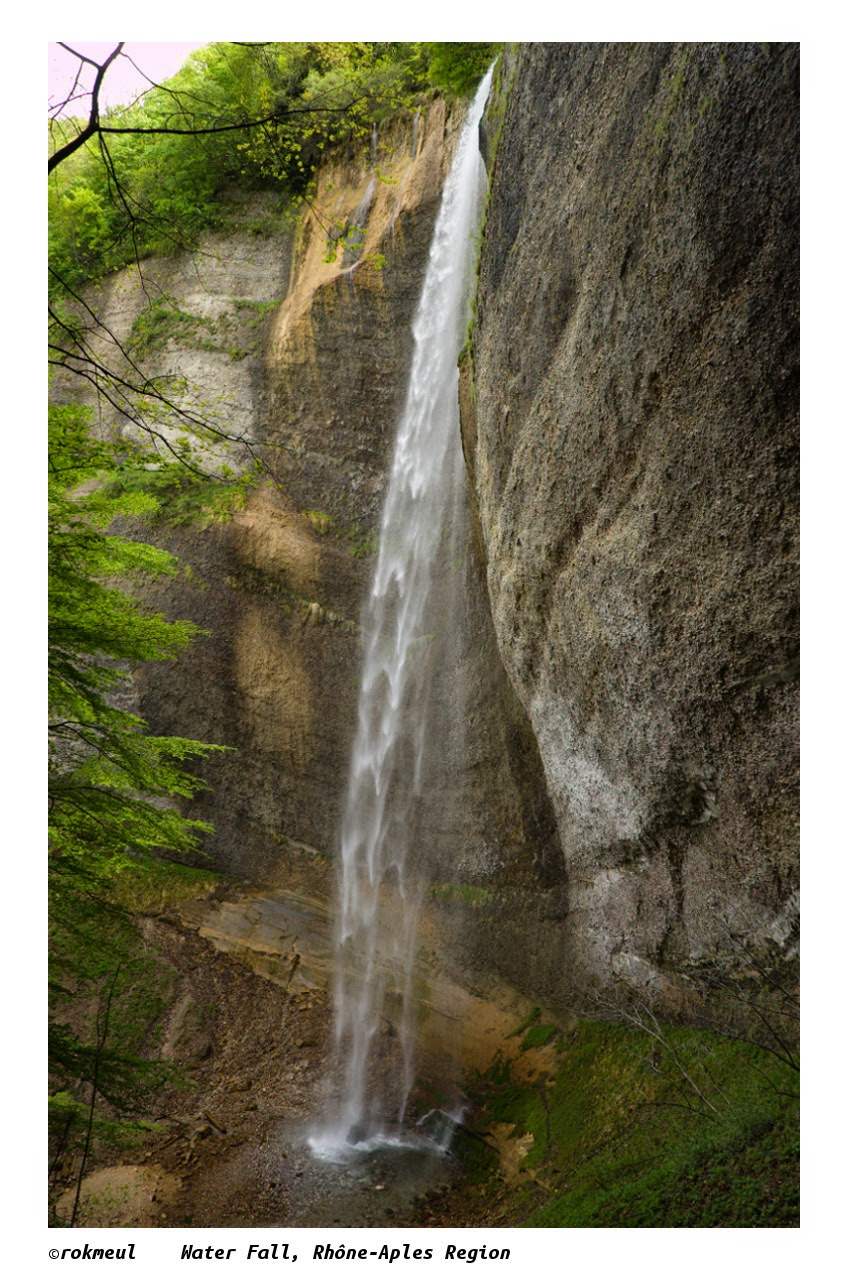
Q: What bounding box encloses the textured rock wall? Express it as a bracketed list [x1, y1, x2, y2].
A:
[132, 107, 458, 880]
[459, 43, 799, 1009]
[105, 98, 552, 906]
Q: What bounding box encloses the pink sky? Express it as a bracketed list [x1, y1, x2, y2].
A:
[48, 43, 206, 115]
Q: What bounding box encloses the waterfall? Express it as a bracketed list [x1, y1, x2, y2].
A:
[310, 68, 493, 1162]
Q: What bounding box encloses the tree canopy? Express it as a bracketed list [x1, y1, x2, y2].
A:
[49, 42, 500, 292]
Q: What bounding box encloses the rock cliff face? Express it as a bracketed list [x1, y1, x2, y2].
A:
[132, 103, 463, 882]
[92, 97, 552, 920]
[71, 44, 798, 1043]
[459, 43, 799, 1008]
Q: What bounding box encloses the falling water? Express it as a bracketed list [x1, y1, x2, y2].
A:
[310, 68, 493, 1162]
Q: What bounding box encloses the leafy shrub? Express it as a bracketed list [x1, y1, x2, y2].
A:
[422, 43, 501, 97]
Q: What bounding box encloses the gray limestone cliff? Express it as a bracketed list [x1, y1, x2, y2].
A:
[458, 42, 799, 1013]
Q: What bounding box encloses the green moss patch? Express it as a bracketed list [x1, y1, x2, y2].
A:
[128, 304, 213, 358]
[429, 883, 494, 909]
[464, 1016, 799, 1227]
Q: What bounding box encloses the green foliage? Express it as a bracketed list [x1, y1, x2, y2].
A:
[428, 882, 493, 909]
[48, 403, 224, 1121]
[106, 457, 258, 528]
[302, 508, 378, 557]
[127, 303, 211, 358]
[345, 523, 378, 558]
[124, 295, 281, 374]
[520, 1023, 558, 1051]
[49, 1091, 159, 1149]
[48, 42, 502, 299]
[509, 1005, 541, 1037]
[49, 45, 410, 295]
[421, 44, 501, 97]
[304, 509, 335, 535]
[506, 1003, 558, 1049]
[232, 298, 282, 319]
[465, 1017, 799, 1227]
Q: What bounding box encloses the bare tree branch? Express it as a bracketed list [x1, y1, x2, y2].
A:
[49, 44, 124, 174]
[48, 43, 369, 174]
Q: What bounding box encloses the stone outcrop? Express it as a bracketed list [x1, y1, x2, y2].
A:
[459, 43, 799, 1009]
[176, 884, 560, 1086]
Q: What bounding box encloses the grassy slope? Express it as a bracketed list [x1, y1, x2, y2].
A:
[458, 1014, 798, 1228]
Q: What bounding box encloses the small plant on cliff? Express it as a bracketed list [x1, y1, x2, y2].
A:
[127, 303, 212, 359]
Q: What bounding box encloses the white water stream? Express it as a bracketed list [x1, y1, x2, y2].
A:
[311, 70, 493, 1162]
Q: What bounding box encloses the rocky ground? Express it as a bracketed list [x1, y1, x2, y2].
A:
[49, 910, 798, 1230]
[50, 921, 501, 1230]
